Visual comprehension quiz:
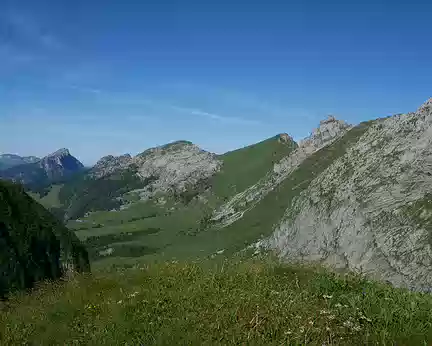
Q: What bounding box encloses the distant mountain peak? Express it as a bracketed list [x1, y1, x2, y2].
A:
[0, 148, 84, 186]
[299, 116, 351, 149]
[47, 148, 70, 158]
[277, 133, 295, 144]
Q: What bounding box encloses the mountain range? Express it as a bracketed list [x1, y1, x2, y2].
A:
[0, 148, 85, 191]
[0, 154, 40, 170]
[2, 98, 432, 292]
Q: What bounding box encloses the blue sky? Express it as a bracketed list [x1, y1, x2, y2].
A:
[1, 0, 431, 165]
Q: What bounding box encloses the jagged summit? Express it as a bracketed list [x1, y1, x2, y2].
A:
[277, 133, 295, 144]
[92, 154, 133, 178]
[47, 148, 70, 157]
[96, 154, 132, 165]
[299, 115, 351, 149]
[319, 115, 337, 125]
[418, 97, 432, 113]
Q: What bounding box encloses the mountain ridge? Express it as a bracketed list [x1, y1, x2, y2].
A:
[0, 154, 40, 170]
[0, 148, 84, 189]
[16, 101, 432, 292]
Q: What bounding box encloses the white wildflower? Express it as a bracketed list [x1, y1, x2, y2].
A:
[128, 291, 139, 298]
[343, 320, 354, 328]
[352, 324, 362, 331]
[359, 314, 372, 322]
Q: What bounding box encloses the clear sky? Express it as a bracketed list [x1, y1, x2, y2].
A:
[1, 0, 431, 165]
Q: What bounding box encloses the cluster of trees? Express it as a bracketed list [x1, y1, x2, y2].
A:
[0, 180, 90, 298]
[172, 178, 212, 205]
[58, 170, 158, 220]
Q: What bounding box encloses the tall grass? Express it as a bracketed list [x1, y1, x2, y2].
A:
[1, 257, 432, 345]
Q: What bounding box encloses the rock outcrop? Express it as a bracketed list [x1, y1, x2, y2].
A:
[91, 154, 133, 179]
[132, 141, 221, 197]
[39, 148, 84, 180]
[278, 133, 294, 144]
[89, 141, 222, 201]
[255, 98, 432, 292]
[211, 116, 351, 228]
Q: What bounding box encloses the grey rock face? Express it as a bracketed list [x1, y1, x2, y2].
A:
[211, 117, 352, 228]
[39, 148, 84, 180]
[91, 154, 133, 178]
[298, 115, 351, 149]
[131, 141, 222, 199]
[258, 98, 432, 292]
[90, 141, 222, 201]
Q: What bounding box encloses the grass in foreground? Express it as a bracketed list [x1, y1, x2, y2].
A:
[1, 257, 432, 345]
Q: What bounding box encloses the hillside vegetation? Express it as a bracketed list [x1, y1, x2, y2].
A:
[0, 180, 90, 298]
[1, 257, 432, 345]
[211, 135, 298, 199]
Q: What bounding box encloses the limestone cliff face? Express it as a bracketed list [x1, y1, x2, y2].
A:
[131, 141, 222, 199]
[89, 141, 222, 201]
[91, 154, 133, 179]
[211, 116, 351, 228]
[256, 98, 432, 292]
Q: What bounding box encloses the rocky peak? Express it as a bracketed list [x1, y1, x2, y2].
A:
[299, 115, 352, 150]
[277, 133, 295, 144]
[320, 115, 337, 125]
[417, 98, 432, 113]
[39, 149, 84, 179]
[47, 148, 70, 158]
[96, 154, 132, 166]
[91, 154, 133, 178]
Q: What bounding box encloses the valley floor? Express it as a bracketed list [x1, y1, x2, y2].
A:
[1, 256, 432, 345]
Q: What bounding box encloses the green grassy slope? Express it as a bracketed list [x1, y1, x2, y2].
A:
[2, 257, 432, 345]
[211, 135, 298, 200]
[27, 184, 64, 208]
